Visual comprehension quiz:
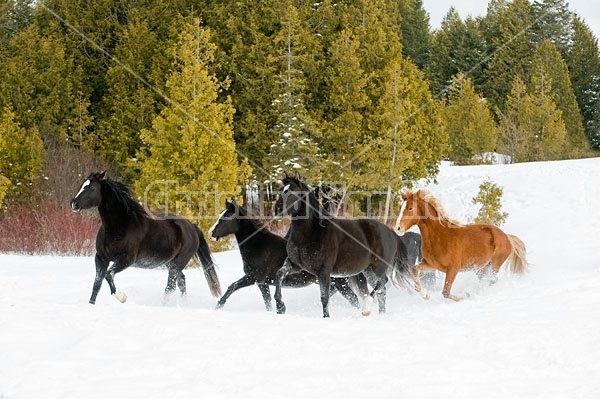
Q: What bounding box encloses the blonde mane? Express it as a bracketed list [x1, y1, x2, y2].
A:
[414, 189, 463, 228]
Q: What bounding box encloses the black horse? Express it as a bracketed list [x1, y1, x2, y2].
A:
[273, 174, 412, 318]
[208, 200, 361, 310]
[400, 231, 422, 266]
[70, 171, 221, 304]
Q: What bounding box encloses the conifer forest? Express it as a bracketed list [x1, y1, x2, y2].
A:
[1, 0, 599, 253]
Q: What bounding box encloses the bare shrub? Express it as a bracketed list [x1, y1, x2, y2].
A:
[0, 201, 99, 255]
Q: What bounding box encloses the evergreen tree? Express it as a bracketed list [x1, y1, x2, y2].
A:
[198, 0, 282, 171]
[0, 0, 33, 47]
[0, 22, 92, 146]
[499, 74, 566, 162]
[134, 18, 240, 234]
[93, 17, 164, 181]
[472, 179, 508, 226]
[566, 16, 600, 151]
[0, 104, 44, 201]
[531, 0, 573, 55]
[368, 57, 447, 221]
[484, 0, 536, 111]
[398, 0, 431, 69]
[427, 9, 487, 95]
[530, 39, 589, 157]
[264, 3, 324, 182]
[445, 73, 498, 164]
[320, 28, 369, 182]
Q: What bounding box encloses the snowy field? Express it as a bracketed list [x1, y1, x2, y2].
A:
[1, 158, 600, 399]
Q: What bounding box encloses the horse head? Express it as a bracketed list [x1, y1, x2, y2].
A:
[273, 173, 311, 219]
[208, 199, 242, 241]
[70, 171, 107, 212]
[395, 190, 420, 235]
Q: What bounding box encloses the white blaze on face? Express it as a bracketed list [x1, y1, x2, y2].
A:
[395, 201, 407, 235]
[75, 179, 91, 199]
[208, 209, 227, 241]
[282, 184, 291, 193]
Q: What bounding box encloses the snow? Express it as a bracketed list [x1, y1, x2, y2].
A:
[2, 158, 600, 398]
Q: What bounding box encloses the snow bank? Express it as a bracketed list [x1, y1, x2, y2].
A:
[1, 158, 599, 398]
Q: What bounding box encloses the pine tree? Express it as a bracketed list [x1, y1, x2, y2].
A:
[198, 0, 282, 171]
[398, 0, 431, 69]
[134, 18, 240, 235]
[93, 17, 164, 181]
[499, 74, 567, 162]
[566, 16, 600, 151]
[531, 0, 573, 55]
[427, 9, 487, 95]
[484, 0, 536, 111]
[368, 57, 447, 221]
[0, 22, 92, 146]
[320, 28, 369, 182]
[445, 73, 498, 164]
[472, 180, 508, 226]
[264, 3, 324, 182]
[530, 39, 589, 157]
[0, 104, 44, 201]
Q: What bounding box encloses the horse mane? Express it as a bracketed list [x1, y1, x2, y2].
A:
[104, 178, 149, 222]
[416, 189, 463, 228]
[234, 203, 273, 235]
[284, 175, 332, 223]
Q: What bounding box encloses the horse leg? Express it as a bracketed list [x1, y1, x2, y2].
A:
[274, 258, 301, 314]
[215, 274, 257, 309]
[257, 283, 273, 311]
[177, 271, 187, 295]
[441, 267, 464, 301]
[370, 276, 388, 314]
[412, 262, 432, 300]
[331, 278, 359, 308]
[164, 267, 178, 296]
[89, 254, 108, 304]
[104, 256, 131, 303]
[317, 271, 332, 318]
[348, 273, 372, 315]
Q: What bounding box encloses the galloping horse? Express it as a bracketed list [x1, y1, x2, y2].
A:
[70, 171, 221, 304]
[395, 189, 528, 301]
[273, 174, 412, 317]
[208, 200, 360, 310]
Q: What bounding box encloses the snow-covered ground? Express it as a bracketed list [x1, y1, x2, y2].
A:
[1, 158, 600, 399]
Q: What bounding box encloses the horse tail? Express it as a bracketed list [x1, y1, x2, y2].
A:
[506, 234, 528, 275]
[194, 225, 222, 297]
[390, 236, 414, 289]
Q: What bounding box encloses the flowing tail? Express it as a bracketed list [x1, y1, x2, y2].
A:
[194, 225, 222, 297]
[390, 235, 414, 289]
[507, 234, 528, 275]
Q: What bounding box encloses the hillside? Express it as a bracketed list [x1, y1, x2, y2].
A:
[1, 158, 599, 398]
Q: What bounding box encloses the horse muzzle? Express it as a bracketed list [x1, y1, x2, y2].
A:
[70, 199, 81, 212]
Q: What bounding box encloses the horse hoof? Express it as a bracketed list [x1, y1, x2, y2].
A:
[112, 291, 127, 303]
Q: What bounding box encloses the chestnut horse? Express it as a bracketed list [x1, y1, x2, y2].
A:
[395, 189, 527, 301]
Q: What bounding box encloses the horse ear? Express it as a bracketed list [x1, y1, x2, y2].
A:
[283, 171, 289, 179]
[98, 170, 108, 181]
[225, 199, 231, 206]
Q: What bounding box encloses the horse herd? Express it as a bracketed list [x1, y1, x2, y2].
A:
[70, 171, 528, 317]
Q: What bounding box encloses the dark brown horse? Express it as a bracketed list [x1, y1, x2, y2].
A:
[395, 189, 527, 301]
[273, 175, 412, 317]
[208, 200, 361, 310]
[70, 171, 221, 304]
